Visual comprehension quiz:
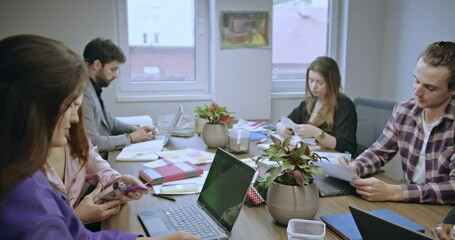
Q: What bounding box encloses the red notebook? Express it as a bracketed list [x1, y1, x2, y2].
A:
[139, 161, 203, 185]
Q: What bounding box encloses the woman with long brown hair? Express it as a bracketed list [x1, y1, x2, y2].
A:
[0, 34, 196, 240]
[276, 56, 357, 154]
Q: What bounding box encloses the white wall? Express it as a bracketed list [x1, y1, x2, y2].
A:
[0, 0, 115, 58]
[1, 0, 455, 123]
[342, 0, 385, 100]
[381, 0, 455, 102]
[213, 0, 272, 120]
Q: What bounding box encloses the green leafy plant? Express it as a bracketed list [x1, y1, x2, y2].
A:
[256, 136, 326, 188]
[194, 102, 235, 127]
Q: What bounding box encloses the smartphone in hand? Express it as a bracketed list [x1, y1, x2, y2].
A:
[96, 180, 147, 204]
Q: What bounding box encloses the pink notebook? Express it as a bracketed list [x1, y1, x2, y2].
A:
[139, 161, 203, 185]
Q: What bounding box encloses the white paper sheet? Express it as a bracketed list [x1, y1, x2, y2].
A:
[233, 118, 266, 132]
[156, 148, 215, 165]
[152, 171, 208, 194]
[313, 151, 351, 164]
[142, 159, 168, 168]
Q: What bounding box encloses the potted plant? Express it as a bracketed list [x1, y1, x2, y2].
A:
[194, 102, 235, 148]
[256, 136, 327, 225]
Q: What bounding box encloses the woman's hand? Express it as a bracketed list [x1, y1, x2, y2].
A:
[118, 174, 149, 203]
[276, 122, 293, 138]
[137, 230, 199, 240]
[74, 183, 122, 224]
[295, 124, 320, 138]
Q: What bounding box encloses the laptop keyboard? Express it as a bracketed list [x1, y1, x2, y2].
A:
[163, 205, 220, 239]
[312, 173, 357, 197]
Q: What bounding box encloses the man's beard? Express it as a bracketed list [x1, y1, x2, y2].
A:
[95, 73, 111, 88]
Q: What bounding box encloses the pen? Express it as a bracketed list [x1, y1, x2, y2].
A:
[256, 138, 267, 144]
[152, 193, 176, 202]
[133, 151, 156, 157]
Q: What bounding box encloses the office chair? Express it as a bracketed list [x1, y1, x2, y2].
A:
[353, 97, 403, 180]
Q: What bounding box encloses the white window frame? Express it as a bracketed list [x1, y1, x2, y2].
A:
[271, 0, 339, 97]
[116, 0, 211, 102]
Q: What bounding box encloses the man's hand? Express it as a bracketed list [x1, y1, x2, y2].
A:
[133, 125, 156, 135]
[351, 177, 403, 202]
[74, 183, 122, 224]
[337, 157, 359, 175]
[129, 127, 155, 143]
[434, 223, 455, 240]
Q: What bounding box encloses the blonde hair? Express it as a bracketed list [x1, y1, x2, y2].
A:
[305, 56, 341, 132]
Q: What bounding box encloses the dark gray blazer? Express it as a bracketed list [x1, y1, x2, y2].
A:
[82, 80, 133, 155]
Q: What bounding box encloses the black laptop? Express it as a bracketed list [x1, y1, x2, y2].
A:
[312, 173, 357, 197]
[138, 148, 256, 239]
[349, 206, 432, 240]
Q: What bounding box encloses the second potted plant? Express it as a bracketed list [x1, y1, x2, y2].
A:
[256, 136, 326, 225]
[194, 102, 235, 148]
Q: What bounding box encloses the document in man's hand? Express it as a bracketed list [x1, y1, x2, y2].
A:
[316, 161, 359, 182]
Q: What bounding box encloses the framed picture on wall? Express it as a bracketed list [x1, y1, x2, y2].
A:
[220, 11, 270, 49]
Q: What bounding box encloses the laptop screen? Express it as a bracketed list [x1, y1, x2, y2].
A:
[166, 105, 183, 137]
[349, 206, 431, 240]
[197, 148, 255, 232]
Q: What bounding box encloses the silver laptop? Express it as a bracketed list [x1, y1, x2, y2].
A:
[349, 206, 431, 240]
[138, 148, 256, 239]
[156, 105, 183, 146]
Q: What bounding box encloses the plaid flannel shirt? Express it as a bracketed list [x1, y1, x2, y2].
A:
[353, 97, 455, 204]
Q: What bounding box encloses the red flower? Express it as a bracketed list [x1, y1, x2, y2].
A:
[219, 115, 231, 124]
[209, 103, 217, 110]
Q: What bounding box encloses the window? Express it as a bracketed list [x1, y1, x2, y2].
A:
[117, 0, 210, 101]
[272, 0, 334, 94]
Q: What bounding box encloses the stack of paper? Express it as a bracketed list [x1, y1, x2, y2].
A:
[233, 119, 266, 132]
[116, 140, 163, 161]
[157, 148, 215, 165]
[116, 115, 154, 128]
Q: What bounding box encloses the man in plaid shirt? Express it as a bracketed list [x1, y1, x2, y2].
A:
[343, 41, 455, 204]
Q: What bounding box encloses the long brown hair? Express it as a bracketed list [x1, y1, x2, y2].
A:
[304, 56, 341, 132]
[67, 106, 89, 166]
[0, 35, 87, 203]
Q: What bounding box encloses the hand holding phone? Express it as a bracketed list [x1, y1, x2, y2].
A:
[96, 180, 147, 204]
